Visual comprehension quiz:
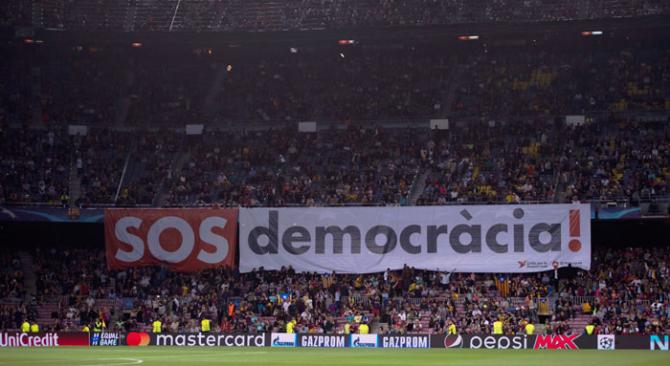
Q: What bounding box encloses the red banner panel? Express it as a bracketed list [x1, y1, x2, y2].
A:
[105, 208, 238, 272]
[0, 332, 89, 347]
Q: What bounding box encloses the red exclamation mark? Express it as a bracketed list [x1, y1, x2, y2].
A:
[568, 209, 582, 252]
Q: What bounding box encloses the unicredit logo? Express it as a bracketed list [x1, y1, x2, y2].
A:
[0, 333, 60, 347]
[126, 332, 151, 346]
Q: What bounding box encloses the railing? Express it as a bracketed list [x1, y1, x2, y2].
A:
[561, 295, 653, 308]
[0, 200, 653, 209]
[3, 197, 667, 210]
[4, 109, 670, 132]
[350, 293, 372, 307]
[394, 295, 552, 311]
[0, 298, 24, 305]
[562, 295, 594, 305]
[35, 1, 670, 33]
[415, 200, 557, 206]
[0, 202, 67, 207]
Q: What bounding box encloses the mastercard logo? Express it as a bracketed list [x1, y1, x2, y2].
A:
[126, 332, 151, 346]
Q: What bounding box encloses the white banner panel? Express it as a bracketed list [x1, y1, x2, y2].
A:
[68, 125, 88, 136]
[350, 334, 379, 348]
[185, 124, 204, 135]
[565, 115, 586, 126]
[271, 333, 297, 347]
[298, 121, 317, 133]
[239, 205, 591, 274]
[429, 119, 449, 130]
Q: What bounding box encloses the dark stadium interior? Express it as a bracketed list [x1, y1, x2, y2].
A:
[1, 1, 670, 362]
[2, 29, 669, 207]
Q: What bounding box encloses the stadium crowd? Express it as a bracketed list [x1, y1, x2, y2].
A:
[0, 126, 70, 205]
[22, 43, 670, 127]
[1, 247, 666, 337]
[0, 253, 24, 302]
[555, 247, 670, 335]
[166, 127, 420, 207]
[0, 0, 31, 27]
[26, 0, 670, 32]
[1, 118, 668, 207]
[417, 119, 560, 205]
[0, 253, 31, 331]
[1, 40, 668, 207]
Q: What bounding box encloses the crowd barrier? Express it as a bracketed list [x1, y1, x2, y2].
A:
[3, 332, 669, 351]
[0, 205, 645, 224]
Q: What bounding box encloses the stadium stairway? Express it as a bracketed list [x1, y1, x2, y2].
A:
[30, 66, 42, 126]
[36, 301, 60, 329]
[113, 68, 136, 125]
[17, 251, 37, 300]
[32, 0, 44, 28]
[69, 157, 82, 206]
[567, 314, 591, 335]
[409, 170, 429, 205]
[441, 62, 464, 117]
[455, 299, 466, 316]
[227, 1, 285, 31]
[16, 251, 64, 329]
[112, 142, 137, 204]
[154, 149, 190, 206]
[97, 298, 122, 326]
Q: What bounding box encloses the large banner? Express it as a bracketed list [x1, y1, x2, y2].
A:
[105, 208, 237, 272]
[239, 205, 590, 273]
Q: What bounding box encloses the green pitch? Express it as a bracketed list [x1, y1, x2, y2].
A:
[1, 347, 669, 366]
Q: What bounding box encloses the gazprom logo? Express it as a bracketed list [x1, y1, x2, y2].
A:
[270, 333, 296, 347]
[650, 335, 669, 351]
[350, 335, 378, 348]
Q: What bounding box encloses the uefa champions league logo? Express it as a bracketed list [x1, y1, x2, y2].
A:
[597, 335, 615, 350]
